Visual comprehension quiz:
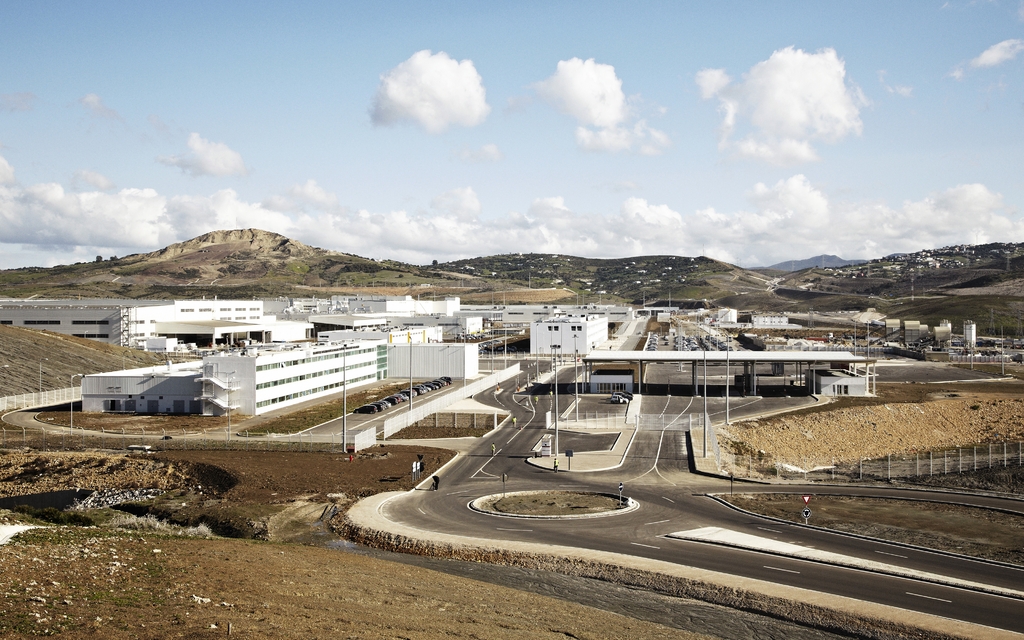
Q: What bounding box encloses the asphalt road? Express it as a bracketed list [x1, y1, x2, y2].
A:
[382, 381, 1024, 634]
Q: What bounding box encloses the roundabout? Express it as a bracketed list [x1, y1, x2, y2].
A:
[469, 490, 638, 519]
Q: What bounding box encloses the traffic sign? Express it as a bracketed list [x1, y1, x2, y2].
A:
[619, 482, 624, 492]
[802, 507, 811, 519]
[802, 495, 811, 505]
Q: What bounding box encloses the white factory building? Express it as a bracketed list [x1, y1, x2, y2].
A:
[0, 298, 312, 348]
[83, 339, 388, 416]
[529, 316, 608, 356]
[459, 304, 634, 328]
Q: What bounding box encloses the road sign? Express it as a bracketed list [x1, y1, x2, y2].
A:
[565, 450, 574, 457]
[802, 507, 811, 519]
[802, 495, 811, 504]
[619, 482, 624, 492]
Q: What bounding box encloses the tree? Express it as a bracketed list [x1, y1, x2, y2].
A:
[432, 259, 438, 266]
[95, 255, 103, 262]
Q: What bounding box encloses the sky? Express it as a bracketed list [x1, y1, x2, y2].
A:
[0, 1, 1022, 269]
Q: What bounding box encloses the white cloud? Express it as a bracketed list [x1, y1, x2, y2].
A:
[535, 58, 669, 154]
[0, 155, 15, 185]
[454, 143, 503, 163]
[878, 70, 913, 97]
[371, 50, 490, 133]
[970, 39, 1024, 68]
[79, 93, 122, 119]
[535, 58, 626, 128]
[0, 92, 36, 112]
[698, 47, 866, 165]
[289, 179, 338, 208]
[0, 173, 1017, 272]
[73, 170, 115, 191]
[158, 133, 248, 177]
[431, 187, 481, 221]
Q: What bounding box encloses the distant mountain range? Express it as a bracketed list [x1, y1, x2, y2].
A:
[764, 255, 867, 271]
[0, 230, 1022, 330]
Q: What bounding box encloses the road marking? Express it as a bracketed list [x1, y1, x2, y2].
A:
[763, 565, 800, 574]
[496, 527, 532, 532]
[661, 496, 675, 504]
[417, 508, 425, 515]
[756, 527, 781, 534]
[906, 592, 952, 603]
[875, 550, 908, 559]
[645, 519, 671, 525]
[631, 542, 661, 549]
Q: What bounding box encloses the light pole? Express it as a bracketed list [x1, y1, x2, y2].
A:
[572, 333, 579, 422]
[39, 358, 47, 396]
[552, 342, 560, 467]
[70, 373, 84, 435]
[342, 344, 348, 452]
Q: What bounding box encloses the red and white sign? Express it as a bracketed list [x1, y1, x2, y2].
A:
[802, 495, 811, 504]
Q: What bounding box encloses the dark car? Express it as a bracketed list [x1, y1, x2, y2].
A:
[355, 404, 379, 414]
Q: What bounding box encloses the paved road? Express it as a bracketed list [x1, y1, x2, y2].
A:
[380, 382, 1024, 635]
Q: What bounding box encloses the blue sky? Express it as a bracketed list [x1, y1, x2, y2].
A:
[0, 1, 1022, 269]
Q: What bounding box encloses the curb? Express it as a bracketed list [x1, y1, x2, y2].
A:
[704, 493, 1024, 590]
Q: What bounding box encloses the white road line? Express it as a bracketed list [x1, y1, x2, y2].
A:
[756, 527, 781, 534]
[646, 519, 671, 525]
[763, 565, 800, 574]
[631, 542, 661, 549]
[496, 527, 533, 532]
[906, 592, 952, 603]
[875, 550, 909, 559]
[661, 496, 675, 504]
[417, 508, 425, 515]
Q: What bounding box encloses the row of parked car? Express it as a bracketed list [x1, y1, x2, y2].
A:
[354, 377, 453, 414]
[609, 390, 634, 404]
[644, 333, 660, 351]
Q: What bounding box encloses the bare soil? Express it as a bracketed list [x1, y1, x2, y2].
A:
[0, 326, 190, 396]
[722, 386, 1024, 468]
[0, 523, 710, 640]
[491, 491, 625, 516]
[723, 493, 1024, 566]
[0, 448, 715, 640]
[389, 411, 503, 439]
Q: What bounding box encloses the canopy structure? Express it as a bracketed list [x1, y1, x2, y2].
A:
[578, 349, 876, 396]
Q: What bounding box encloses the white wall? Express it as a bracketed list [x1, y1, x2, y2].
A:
[530, 316, 608, 355]
[386, 343, 478, 380]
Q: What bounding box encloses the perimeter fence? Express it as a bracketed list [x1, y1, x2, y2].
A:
[721, 440, 1024, 483]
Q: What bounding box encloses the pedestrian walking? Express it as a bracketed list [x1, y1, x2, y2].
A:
[553, 457, 559, 473]
[491, 442, 496, 456]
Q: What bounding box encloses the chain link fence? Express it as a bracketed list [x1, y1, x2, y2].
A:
[0, 426, 379, 454]
[720, 440, 1024, 482]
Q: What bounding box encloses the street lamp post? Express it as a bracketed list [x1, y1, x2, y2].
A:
[39, 358, 48, 397]
[552, 343, 560, 467]
[70, 374, 84, 436]
[342, 344, 348, 452]
[572, 333, 579, 422]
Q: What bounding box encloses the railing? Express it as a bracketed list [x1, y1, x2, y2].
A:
[381, 364, 520, 439]
[948, 354, 1012, 364]
[0, 425, 381, 453]
[721, 441, 1024, 482]
[0, 387, 81, 412]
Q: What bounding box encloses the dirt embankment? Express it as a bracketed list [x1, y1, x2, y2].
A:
[724, 397, 1024, 467]
[0, 447, 454, 539]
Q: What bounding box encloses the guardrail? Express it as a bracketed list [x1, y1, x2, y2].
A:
[380, 364, 520, 439]
[0, 387, 81, 412]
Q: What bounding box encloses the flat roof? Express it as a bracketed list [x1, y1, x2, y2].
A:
[583, 350, 870, 364]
